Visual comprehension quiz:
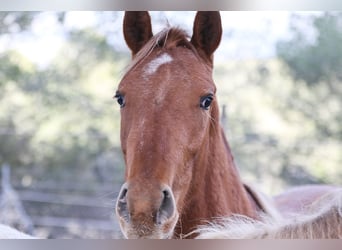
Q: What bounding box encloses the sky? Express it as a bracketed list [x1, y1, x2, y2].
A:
[0, 11, 320, 67]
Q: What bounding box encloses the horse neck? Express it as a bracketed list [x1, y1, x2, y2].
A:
[176, 118, 257, 238]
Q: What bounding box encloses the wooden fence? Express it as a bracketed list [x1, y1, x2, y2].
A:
[0, 164, 123, 239]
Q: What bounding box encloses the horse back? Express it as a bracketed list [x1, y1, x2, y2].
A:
[273, 185, 339, 216]
[243, 183, 282, 220]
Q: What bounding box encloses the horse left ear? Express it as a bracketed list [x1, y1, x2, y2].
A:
[123, 11, 153, 56]
[191, 11, 222, 62]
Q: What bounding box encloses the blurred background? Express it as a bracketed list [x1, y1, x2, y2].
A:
[0, 11, 341, 238]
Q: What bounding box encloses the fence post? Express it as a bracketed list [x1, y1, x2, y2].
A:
[0, 163, 34, 234]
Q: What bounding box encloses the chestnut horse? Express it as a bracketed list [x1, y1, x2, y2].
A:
[114, 11, 340, 239]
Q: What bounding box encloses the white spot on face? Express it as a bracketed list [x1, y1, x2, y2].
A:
[138, 118, 146, 150]
[145, 53, 173, 76]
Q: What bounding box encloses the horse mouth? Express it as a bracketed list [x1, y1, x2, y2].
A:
[117, 212, 179, 239]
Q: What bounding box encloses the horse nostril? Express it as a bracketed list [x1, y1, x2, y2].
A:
[119, 187, 128, 201]
[156, 188, 175, 225]
[116, 185, 129, 222]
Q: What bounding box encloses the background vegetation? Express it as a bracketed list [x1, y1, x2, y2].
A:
[0, 12, 341, 197]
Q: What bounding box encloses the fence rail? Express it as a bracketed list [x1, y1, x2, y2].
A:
[18, 190, 117, 208]
[31, 215, 117, 231]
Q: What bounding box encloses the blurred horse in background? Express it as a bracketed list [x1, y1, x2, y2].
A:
[196, 187, 342, 238]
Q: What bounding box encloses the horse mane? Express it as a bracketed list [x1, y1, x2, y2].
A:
[123, 27, 199, 76]
[195, 188, 342, 239]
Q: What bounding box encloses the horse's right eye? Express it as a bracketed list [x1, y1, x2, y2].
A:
[114, 92, 125, 108]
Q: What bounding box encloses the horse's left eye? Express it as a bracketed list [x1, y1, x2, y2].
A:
[114, 93, 125, 108]
[200, 95, 213, 110]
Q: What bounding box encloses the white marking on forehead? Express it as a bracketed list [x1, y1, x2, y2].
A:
[145, 53, 173, 76]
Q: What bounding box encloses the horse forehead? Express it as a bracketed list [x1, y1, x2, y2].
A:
[144, 53, 173, 76]
[135, 51, 187, 102]
[121, 48, 213, 98]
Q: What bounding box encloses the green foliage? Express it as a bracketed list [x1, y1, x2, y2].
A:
[215, 59, 342, 193]
[0, 13, 126, 183]
[277, 13, 342, 87]
[275, 12, 341, 144]
[0, 12, 37, 34]
[273, 13, 342, 189]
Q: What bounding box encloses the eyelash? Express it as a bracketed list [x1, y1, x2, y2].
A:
[114, 93, 125, 108]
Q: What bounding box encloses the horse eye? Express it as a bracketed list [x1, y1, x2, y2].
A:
[200, 95, 213, 110]
[114, 93, 125, 108]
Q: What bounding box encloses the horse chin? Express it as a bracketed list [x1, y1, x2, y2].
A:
[118, 212, 179, 239]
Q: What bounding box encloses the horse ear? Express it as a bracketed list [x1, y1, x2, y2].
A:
[190, 11, 222, 62]
[123, 11, 153, 56]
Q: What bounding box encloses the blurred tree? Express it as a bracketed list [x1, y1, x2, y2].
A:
[276, 13, 342, 139]
[274, 13, 342, 185]
[0, 12, 126, 183]
[277, 13, 342, 90]
[0, 12, 39, 168]
[0, 12, 36, 34]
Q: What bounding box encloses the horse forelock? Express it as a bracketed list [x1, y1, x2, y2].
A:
[123, 28, 198, 76]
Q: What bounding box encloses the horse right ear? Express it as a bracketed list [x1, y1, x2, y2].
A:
[123, 11, 153, 56]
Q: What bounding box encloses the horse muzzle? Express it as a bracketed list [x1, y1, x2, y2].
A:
[115, 182, 179, 239]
